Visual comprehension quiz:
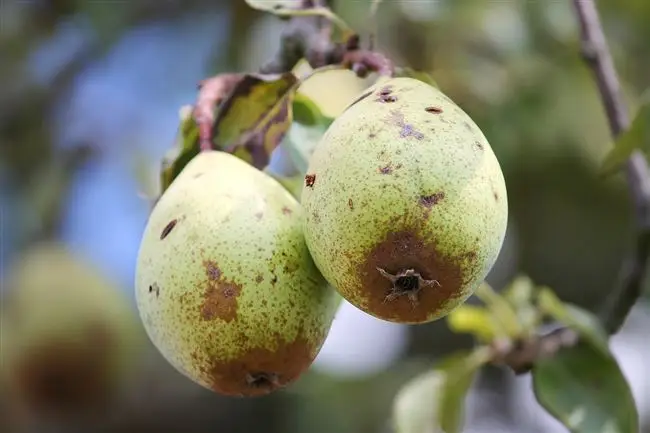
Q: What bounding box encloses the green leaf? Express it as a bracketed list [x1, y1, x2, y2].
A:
[281, 122, 329, 174]
[293, 92, 330, 126]
[159, 105, 199, 194]
[244, 0, 353, 39]
[537, 288, 609, 355]
[600, 91, 650, 176]
[212, 72, 300, 169]
[394, 67, 439, 88]
[532, 340, 638, 433]
[474, 281, 523, 339]
[392, 348, 491, 433]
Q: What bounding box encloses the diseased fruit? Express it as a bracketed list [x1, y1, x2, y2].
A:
[135, 150, 340, 397]
[301, 77, 508, 324]
[1, 242, 141, 419]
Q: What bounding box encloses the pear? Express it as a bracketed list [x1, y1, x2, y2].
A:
[135, 150, 340, 397]
[1, 242, 141, 419]
[301, 77, 508, 324]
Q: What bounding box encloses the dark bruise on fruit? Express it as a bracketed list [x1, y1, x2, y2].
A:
[387, 110, 424, 140]
[419, 192, 445, 208]
[200, 260, 241, 322]
[305, 174, 316, 187]
[358, 230, 465, 322]
[348, 198, 354, 210]
[204, 336, 316, 397]
[399, 124, 424, 140]
[281, 206, 292, 215]
[425, 106, 443, 114]
[12, 323, 113, 416]
[160, 219, 178, 240]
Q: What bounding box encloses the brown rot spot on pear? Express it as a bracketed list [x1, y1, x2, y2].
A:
[255, 274, 264, 283]
[148, 283, 160, 297]
[200, 260, 241, 322]
[379, 164, 393, 174]
[463, 251, 477, 263]
[359, 230, 464, 323]
[348, 198, 354, 210]
[425, 106, 443, 114]
[204, 336, 315, 397]
[419, 192, 445, 208]
[305, 174, 316, 188]
[204, 260, 221, 280]
[474, 141, 484, 151]
[493, 189, 499, 202]
[463, 121, 473, 132]
[160, 219, 178, 240]
[281, 206, 292, 215]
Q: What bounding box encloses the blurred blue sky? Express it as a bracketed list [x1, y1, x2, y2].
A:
[30, 8, 232, 294]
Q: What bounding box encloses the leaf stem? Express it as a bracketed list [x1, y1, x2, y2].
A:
[571, 0, 650, 334]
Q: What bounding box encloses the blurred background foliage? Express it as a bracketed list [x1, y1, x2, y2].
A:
[1, 1, 650, 432]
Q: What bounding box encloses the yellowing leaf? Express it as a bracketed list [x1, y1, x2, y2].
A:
[446, 304, 498, 343]
[475, 282, 523, 339]
[532, 340, 638, 433]
[213, 72, 300, 169]
[600, 91, 650, 176]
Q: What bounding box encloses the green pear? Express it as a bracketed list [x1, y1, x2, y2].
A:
[301, 77, 508, 324]
[135, 150, 340, 397]
[1, 242, 141, 418]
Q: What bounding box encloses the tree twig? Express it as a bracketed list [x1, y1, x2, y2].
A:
[495, 0, 650, 374]
[572, 0, 650, 335]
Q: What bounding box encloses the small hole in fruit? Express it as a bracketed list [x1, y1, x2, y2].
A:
[305, 174, 316, 188]
[395, 275, 419, 292]
[149, 283, 160, 297]
[425, 106, 443, 114]
[160, 219, 178, 240]
[246, 372, 279, 389]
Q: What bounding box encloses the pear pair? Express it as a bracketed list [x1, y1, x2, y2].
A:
[134, 77, 508, 397]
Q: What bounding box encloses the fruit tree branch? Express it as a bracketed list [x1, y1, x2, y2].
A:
[495, 0, 650, 375]
[572, 0, 650, 335]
